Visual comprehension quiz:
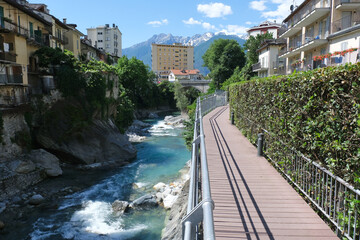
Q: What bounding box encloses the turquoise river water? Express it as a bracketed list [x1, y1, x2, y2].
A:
[30, 115, 191, 240]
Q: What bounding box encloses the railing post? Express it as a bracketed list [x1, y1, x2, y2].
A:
[231, 111, 234, 125]
[257, 133, 264, 157]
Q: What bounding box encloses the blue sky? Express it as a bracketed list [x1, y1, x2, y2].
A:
[30, 0, 300, 48]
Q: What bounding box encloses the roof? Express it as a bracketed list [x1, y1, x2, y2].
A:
[247, 21, 282, 32]
[283, 0, 311, 23]
[170, 69, 200, 76]
[2, 0, 52, 26]
[257, 39, 286, 52]
[53, 16, 68, 29]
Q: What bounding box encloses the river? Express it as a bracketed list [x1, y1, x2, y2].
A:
[30, 115, 191, 240]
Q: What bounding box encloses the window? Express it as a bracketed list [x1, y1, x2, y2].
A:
[77, 40, 79, 50]
[341, 42, 348, 51]
[98, 40, 103, 42]
[106, 37, 110, 41]
[29, 22, 34, 38]
[98, 32, 103, 35]
[106, 44, 110, 48]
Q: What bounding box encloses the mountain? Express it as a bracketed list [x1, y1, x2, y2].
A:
[194, 34, 246, 76]
[122, 33, 246, 75]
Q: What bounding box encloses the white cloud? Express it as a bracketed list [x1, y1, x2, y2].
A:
[202, 22, 217, 30]
[218, 25, 248, 36]
[147, 19, 169, 27]
[183, 17, 217, 30]
[261, 0, 292, 20]
[183, 17, 202, 25]
[197, 2, 233, 18]
[245, 21, 253, 25]
[249, 1, 267, 11]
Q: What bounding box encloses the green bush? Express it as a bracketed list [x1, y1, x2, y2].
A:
[229, 63, 360, 185]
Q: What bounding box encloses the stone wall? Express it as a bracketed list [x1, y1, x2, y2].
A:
[0, 111, 29, 158]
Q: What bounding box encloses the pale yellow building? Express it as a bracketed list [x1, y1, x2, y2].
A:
[63, 20, 84, 59]
[151, 43, 194, 81]
[278, 0, 360, 74]
[0, 0, 51, 88]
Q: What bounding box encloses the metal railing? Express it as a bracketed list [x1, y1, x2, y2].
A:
[332, 13, 360, 34]
[182, 91, 228, 240]
[237, 114, 360, 240]
[335, 0, 360, 7]
[283, 0, 330, 30]
[252, 62, 262, 72]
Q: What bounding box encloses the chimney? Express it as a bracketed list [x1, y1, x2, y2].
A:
[105, 24, 109, 28]
[63, 18, 67, 24]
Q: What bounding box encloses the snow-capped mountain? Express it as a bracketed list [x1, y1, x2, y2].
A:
[122, 32, 247, 75]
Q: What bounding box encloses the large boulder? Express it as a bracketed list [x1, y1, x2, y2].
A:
[37, 113, 137, 165]
[129, 194, 157, 209]
[112, 200, 129, 215]
[29, 194, 45, 205]
[15, 161, 36, 174]
[29, 149, 62, 177]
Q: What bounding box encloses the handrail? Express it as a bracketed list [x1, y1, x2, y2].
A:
[238, 114, 360, 240]
[182, 91, 228, 240]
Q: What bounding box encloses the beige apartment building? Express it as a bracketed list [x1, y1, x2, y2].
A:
[151, 43, 194, 81]
[278, 0, 360, 74]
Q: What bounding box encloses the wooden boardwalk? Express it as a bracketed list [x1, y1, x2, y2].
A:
[203, 106, 338, 240]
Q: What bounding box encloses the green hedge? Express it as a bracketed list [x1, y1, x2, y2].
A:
[229, 63, 360, 185]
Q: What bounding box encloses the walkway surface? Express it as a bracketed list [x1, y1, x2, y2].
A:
[203, 106, 338, 240]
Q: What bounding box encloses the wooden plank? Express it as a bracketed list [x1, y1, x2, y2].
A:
[203, 106, 338, 240]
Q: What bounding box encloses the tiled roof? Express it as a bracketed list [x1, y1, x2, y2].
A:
[170, 69, 200, 76]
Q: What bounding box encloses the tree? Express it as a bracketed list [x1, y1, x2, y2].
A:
[243, 32, 274, 72]
[202, 39, 246, 90]
[116, 56, 157, 108]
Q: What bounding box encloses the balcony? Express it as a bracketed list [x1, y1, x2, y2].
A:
[0, 74, 23, 84]
[252, 62, 268, 72]
[280, 0, 330, 38]
[297, 33, 328, 53]
[52, 34, 69, 45]
[0, 52, 16, 63]
[335, 0, 360, 10]
[332, 13, 360, 34]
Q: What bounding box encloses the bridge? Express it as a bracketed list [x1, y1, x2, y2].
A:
[182, 93, 360, 240]
[178, 79, 211, 93]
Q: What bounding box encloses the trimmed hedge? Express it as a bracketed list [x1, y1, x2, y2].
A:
[229, 63, 360, 185]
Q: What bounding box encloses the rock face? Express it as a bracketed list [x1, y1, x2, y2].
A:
[129, 194, 157, 209]
[37, 119, 137, 165]
[112, 200, 129, 215]
[126, 120, 151, 143]
[164, 115, 188, 128]
[29, 149, 62, 177]
[161, 180, 189, 240]
[0, 149, 61, 201]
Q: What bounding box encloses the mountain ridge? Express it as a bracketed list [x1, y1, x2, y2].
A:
[122, 32, 246, 75]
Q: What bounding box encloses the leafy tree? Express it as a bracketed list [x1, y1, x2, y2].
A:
[116, 56, 157, 108]
[173, 81, 189, 112]
[156, 81, 176, 108]
[244, 32, 273, 64]
[202, 39, 246, 90]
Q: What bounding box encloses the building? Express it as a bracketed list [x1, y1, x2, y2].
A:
[168, 69, 202, 82]
[28, 3, 69, 50]
[63, 19, 84, 59]
[252, 39, 286, 77]
[278, 0, 360, 74]
[87, 24, 122, 57]
[152, 43, 194, 81]
[247, 21, 282, 38]
[0, 0, 54, 106]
